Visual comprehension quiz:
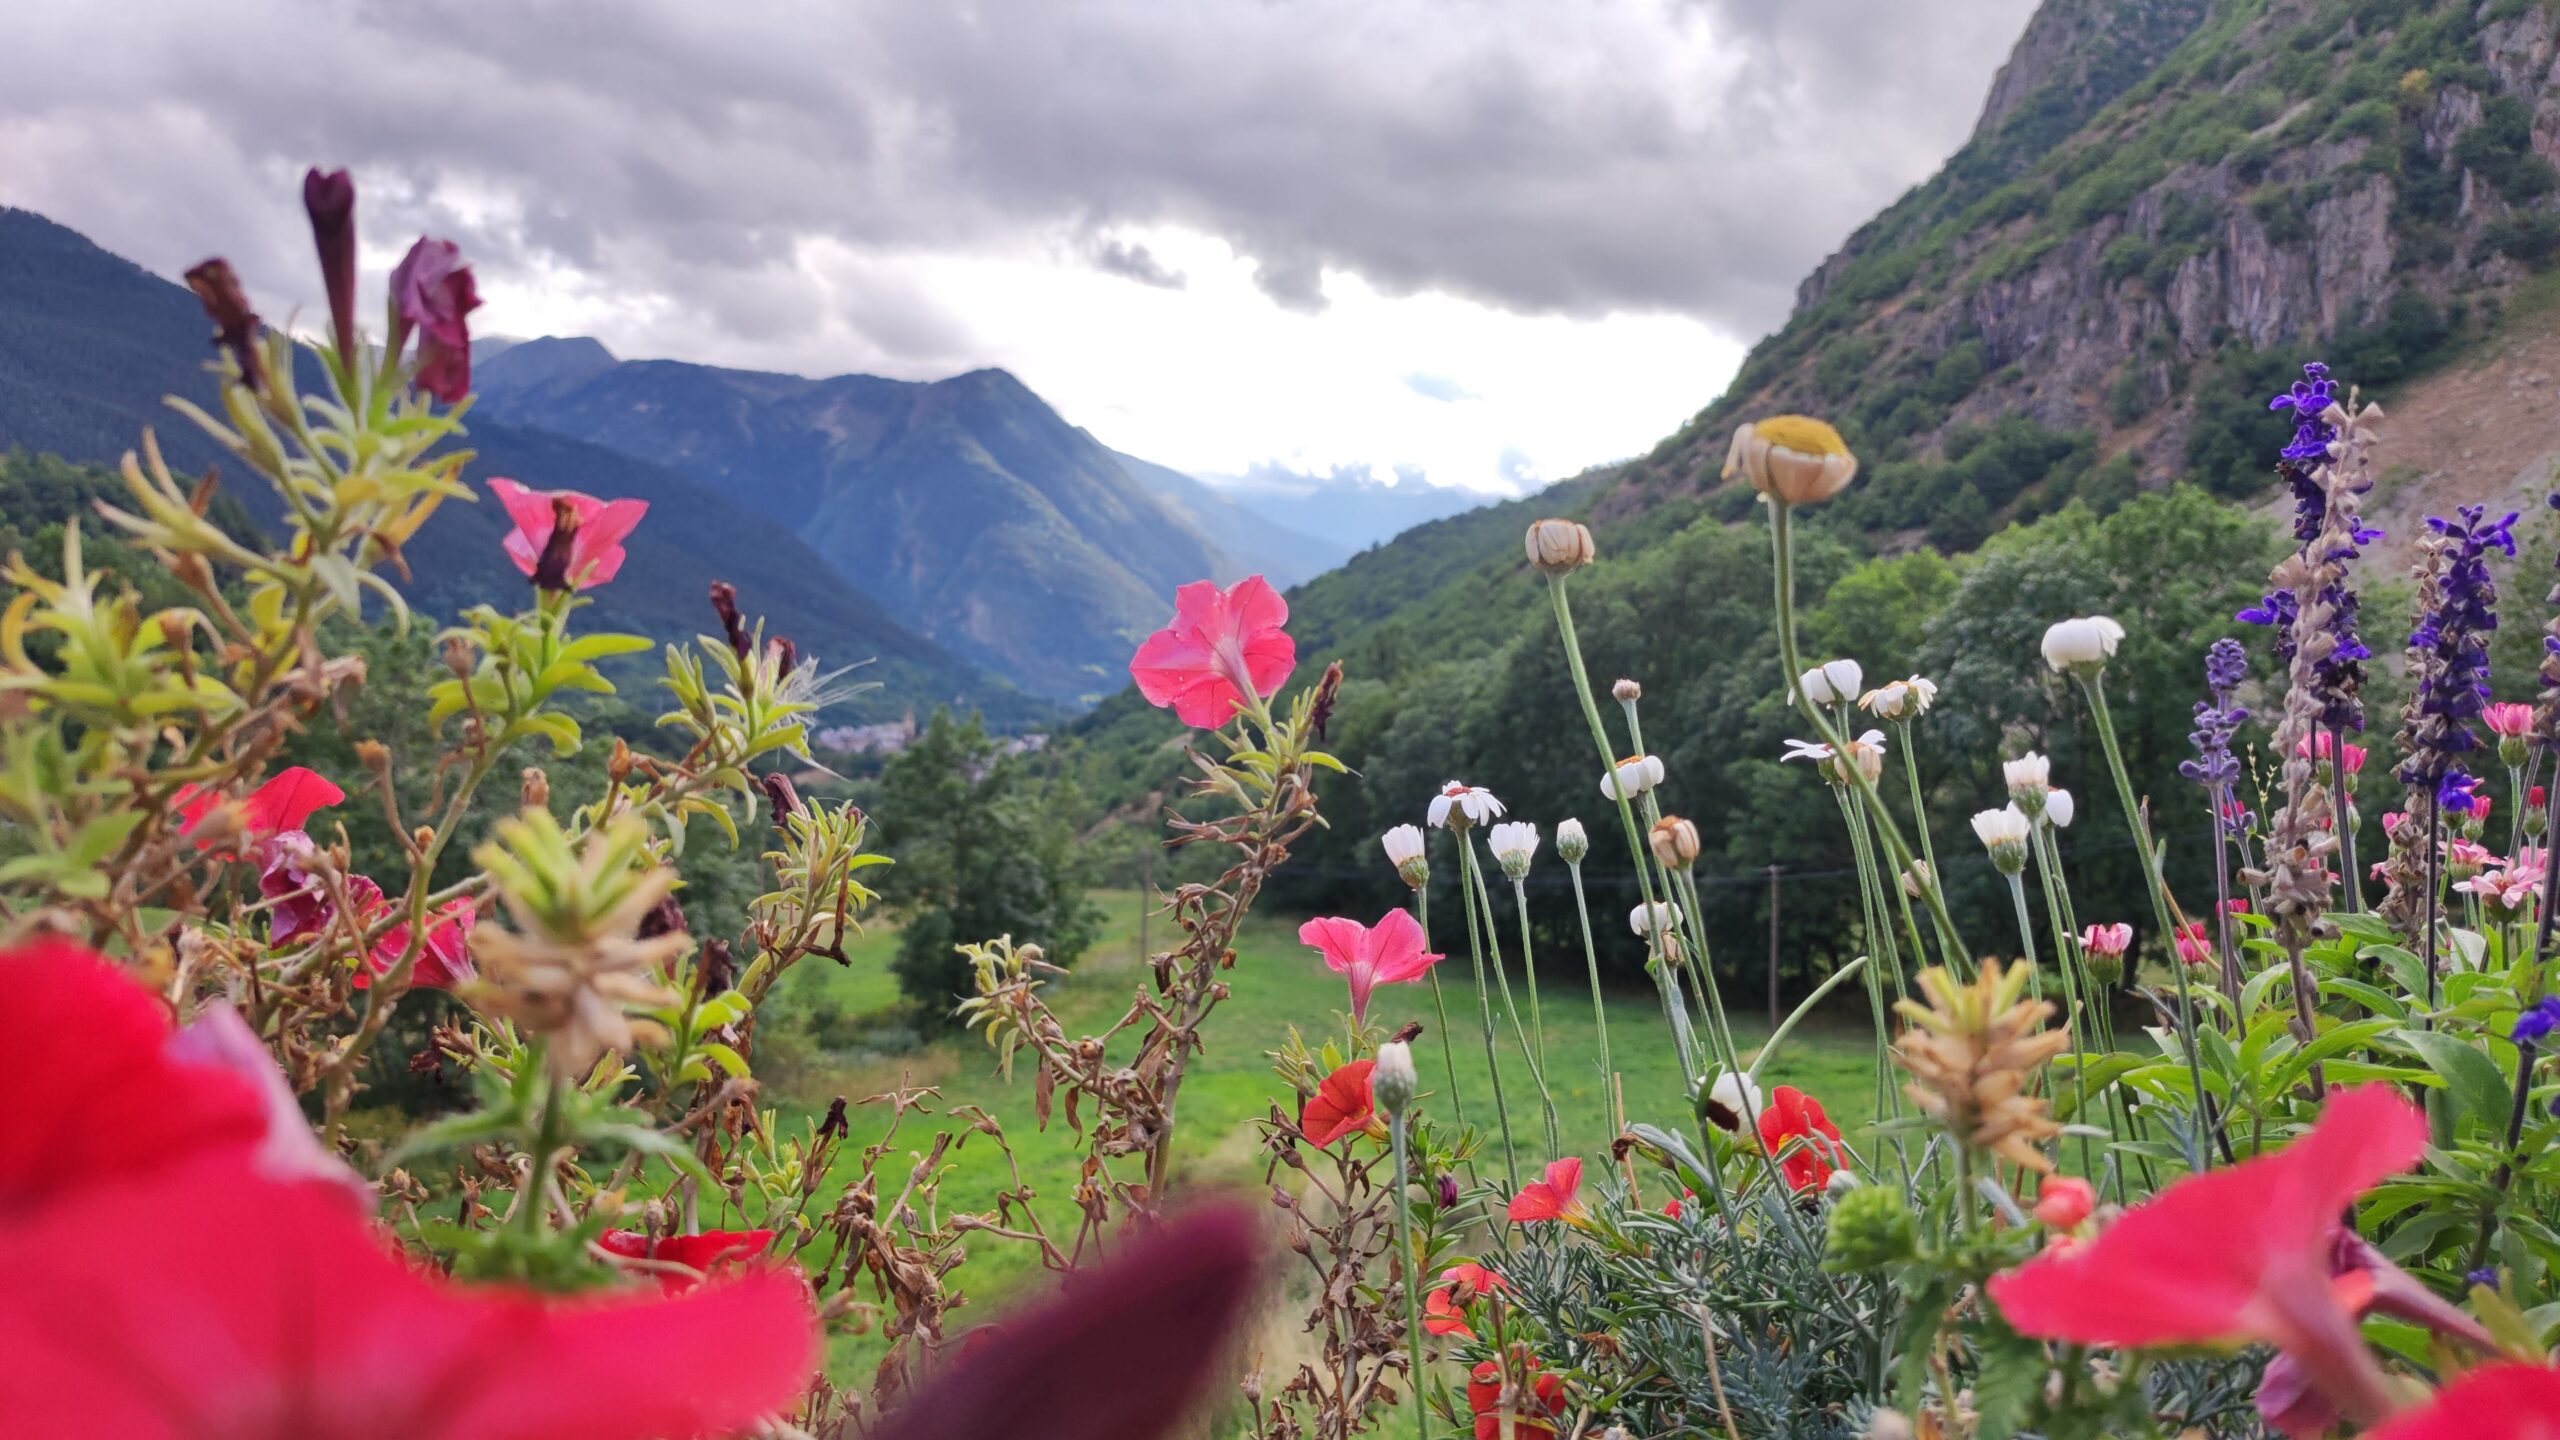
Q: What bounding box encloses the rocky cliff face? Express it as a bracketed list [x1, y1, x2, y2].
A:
[1628, 0, 2560, 528]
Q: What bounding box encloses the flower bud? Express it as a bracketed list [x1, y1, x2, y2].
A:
[1971, 805, 2032, 876]
[1697, 1069, 1762, 1133]
[1523, 518, 1596, 576]
[1799, 658, 1863, 705]
[1600, 754, 1665, 802]
[2043, 787, 2075, 828]
[1724, 415, 1858, 507]
[1382, 823, 1430, 889]
[1649, 816, 1701, 871]
[2032, 1174, 2096, 1231]
[1824, 1169, 1862, 1198]
[1437, 1173, 1461, 1208]
[1555, 818, 1589, 865]
[1611, 678, 1642, 703]
[1822, 1183, 1916, 1272]
[2502, 733, 2531, 768]
[1487, 821, 1539, 881]
[1373, 1041, 1418, 1119]
[1629, 900, 1682, 939]
[520, 766, 551, 812]
[2041, 615, 2125, 674]
[1900, 859, 1933, 898]
[2003, 753, 2050, 816]
[2084, 950, 2123, 986]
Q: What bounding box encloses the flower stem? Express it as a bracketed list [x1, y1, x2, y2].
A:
[1391, 1114, 1429, 1440]
[1464, 835, 1557, 1152]
[1417, 886, 1466, 1129]
[1565, 861, 1616, 1127]
[1544, 575, 1699, 1081]
[1451, 831, 1518, 1186]
[2079, 673, 2210, 1171]
[1507, 877, 1549, 1075]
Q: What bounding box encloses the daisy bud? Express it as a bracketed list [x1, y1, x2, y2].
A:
[1612, 678, 1642, 703]
[1798, 658, 1863, 705]
[2003, 752, 2051, 816]
[1373, 1041, 1418, 1119]
[1600, 754, 1666, 802]
[1382, 823, 1430, 889]
[1900, 859, 1934, 898]
[2040, 615, 2125, 675]
[1555, 818, 1589, 865]
[1487, 821, 1540, 880]
[1723, 415, 1858, 507]
[1524, 518, 1596, 576]
[1971, 805, 2032, 875]
[1649, 816, 1701, 871]
[1824, 1169, 1863, 1198]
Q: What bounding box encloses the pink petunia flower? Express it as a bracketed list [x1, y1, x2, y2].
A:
[1988, 1086, 2426, 1431]
[1297, 909, 1441, 1024]
[2172, 920, 2211, 966]
[2078, 923, 2132, 959]
[1128, 577, 1296, 729]
[389, 236, 481, 403]
[2364, 1364, 2560, 1440]
[488, 478, 648, 592]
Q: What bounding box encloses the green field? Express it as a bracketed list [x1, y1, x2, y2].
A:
[753, 889, 1890, 1379]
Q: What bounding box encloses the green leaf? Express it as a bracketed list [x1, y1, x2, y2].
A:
[2395, 1027, 2509, 1137]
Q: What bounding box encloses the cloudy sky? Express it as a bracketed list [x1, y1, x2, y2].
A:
[1, 0, 2038, 494]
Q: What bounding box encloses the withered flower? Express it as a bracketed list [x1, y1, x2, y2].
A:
[301, 167, 359, 363]
[183, 258, 267, 393]
[1892, 957, 2069, 1174]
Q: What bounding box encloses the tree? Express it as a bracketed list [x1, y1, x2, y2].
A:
[878, 711, 1098, 1026]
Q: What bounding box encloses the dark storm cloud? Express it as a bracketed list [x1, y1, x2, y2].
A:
[1088, 237, 1188, 290]
[0, 0, 2037, 364]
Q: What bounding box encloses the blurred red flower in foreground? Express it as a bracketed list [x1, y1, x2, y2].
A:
[1129, 576, 1296, 728]
[0, 938, 817, 1438]
[1300, 1058, 1378, 1147]
[1507, 1156, 1587, 1225]
[351, 894, 480, 991]
[1467, 1350, 1567, 1440]
[599, 1227, 780, 1292]
[1298, 908, 1442, 1023]
[489, 478, 648, 592]
[2365, 1364, 2560, 1440]
[175, 765, 345, 850]
[867, 1197, 1267, 1440]
[1757, 1085, 1850, 1193]
[1988, 1086, 2426, 1430]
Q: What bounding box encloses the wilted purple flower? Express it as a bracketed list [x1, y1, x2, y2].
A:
[301, 167, 358, 364]
[388, 237, 480, 404]
[182, 258, 266, 393]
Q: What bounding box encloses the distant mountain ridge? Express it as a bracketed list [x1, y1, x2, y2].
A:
[0, 207, 1038, 724]
[474, 338, 1356, 698]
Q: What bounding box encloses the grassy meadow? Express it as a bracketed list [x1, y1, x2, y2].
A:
[752, 889, 1886, 1380]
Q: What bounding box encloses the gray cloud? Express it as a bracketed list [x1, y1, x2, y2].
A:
[0, 0, 2038, 369]
[1088, 237, 1187, 290]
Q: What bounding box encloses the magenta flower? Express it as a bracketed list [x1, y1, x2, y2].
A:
[489, 478, 648, 591]
[389, 237, 481, 403]
[2485, 701, 2536, 738]
[1298, 909, 1441, 1024]
[301, 168, 358, 363]
[2078, 922, 2132, 959]
[1129, 577, 1296, 728]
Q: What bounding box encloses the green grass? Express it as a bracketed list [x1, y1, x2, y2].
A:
[757, 890, 1891, 1379]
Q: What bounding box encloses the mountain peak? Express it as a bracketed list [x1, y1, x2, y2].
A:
[1970, 0, 2214, 145]
[475, 335, 619, 394]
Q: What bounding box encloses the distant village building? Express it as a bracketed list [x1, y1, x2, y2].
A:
[813, 711, 917, 756]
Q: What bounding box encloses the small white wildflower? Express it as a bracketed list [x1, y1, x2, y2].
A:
[2042, 615, 2125, 674]
[1487, 820, 1540, 880]
[1972, 804, 2033, 875]
[1629, 900, 1683, 938]
[1382, 823, 1429, 888]
[1859, 675, 1938, 720]
[1799, 658, 1864, 705]
[2004, 752, 2051, 816]
[2043, 788, 2076, 828]
[1600, 754, 1666, 802]
[1700, 1069, 1763, 1132]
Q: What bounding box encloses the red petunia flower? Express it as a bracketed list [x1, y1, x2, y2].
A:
[2, 938, 266, 1209]
[1128, 576, 1296, 728]
[1300, 1059, 1378, 1147]
[489, 478, 648, 592]
[0, 936, 820, 1439]
[1466, 1350, 1567, 1440]
[1507, 1157, 1587, 1225]
[174, 766, 345, 851]
[1987, 1086, 2427, 1430]
[2364, 1364, 2560, 1440]
[390, 236, 481, 403]
[1757, 1086, 1850, 1193]
[599, 1227, 779, 1292]
[1422, 1262, 1505, 1338]
[0, 1157, 815, 1440]
[1297, 909, 1442, 1024]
